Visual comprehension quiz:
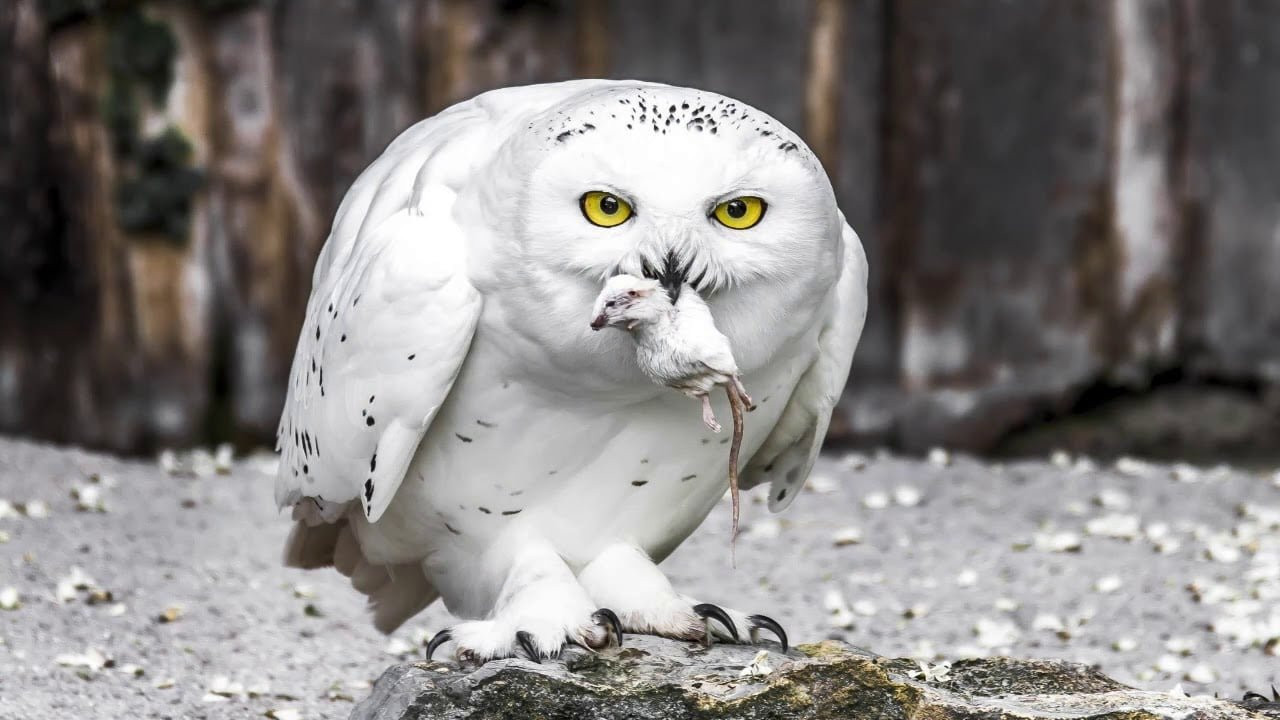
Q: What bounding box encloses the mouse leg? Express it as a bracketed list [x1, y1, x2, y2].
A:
[731, 376, 756, 411]
[699, 393, 722, 433]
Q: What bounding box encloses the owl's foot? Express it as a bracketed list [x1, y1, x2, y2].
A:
[578, 544, 788, 652]
[427, 539, 622, 663]
[426, 607, 621, 663]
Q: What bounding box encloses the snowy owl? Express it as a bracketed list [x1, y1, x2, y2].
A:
[275, 79, 868, 662]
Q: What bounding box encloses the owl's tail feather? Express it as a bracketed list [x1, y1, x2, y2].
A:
[283, 516, 439, 633]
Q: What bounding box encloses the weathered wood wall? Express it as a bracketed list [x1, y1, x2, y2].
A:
[1, 0, 1278, 454]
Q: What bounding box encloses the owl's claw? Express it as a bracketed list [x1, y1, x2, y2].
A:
[693, 602, 739, 646]
[515, 630, 542, 663]
[592, 607, 624, 648]
[748, 614, 788, 653]
[425, 628, 452, 660]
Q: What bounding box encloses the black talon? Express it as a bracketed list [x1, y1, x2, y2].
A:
[515, 630, 541, 663]
[592, 608, 624, 647]
[747, 614, 789, 653]
[425, 629, 452, 661]
[692, 603, 739, 642]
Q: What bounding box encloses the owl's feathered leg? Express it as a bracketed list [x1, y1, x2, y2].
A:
[425, 538, 621, 663]
[578, 544, 788, 652]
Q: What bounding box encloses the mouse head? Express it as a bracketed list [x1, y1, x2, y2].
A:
[589, 274, 671, 331]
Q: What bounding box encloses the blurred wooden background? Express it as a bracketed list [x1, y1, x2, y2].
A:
[2, 0, 1279, 457]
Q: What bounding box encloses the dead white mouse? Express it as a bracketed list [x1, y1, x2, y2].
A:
[590, 274, 754, 542]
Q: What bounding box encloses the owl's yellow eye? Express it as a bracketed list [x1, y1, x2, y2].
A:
[713, 196, 766, 229]
[580, 191, 633, 228]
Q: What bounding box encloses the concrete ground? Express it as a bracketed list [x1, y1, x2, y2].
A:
[0, 436, 1276, 719]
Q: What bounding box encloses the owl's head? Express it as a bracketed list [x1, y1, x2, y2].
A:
[507, 84, 842, 307]
[473, 82, 845, 377]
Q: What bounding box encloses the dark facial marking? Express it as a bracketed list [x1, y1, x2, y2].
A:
[455, 433, 473, 443]
[631, 480, 648, 487]
[363, 479, 374, 502]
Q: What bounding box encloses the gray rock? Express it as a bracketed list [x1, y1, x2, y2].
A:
[350, 636, 1266, 720]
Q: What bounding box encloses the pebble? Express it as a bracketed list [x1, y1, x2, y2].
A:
[927, 448, 951, 467]
[862, 492, 889, 510]
[806, 474, 838, 494]
[214, 444, 235, 474]
[955, 569, 978, 587]
[24, 499, 50, 518]
[1093, 488, 1131, 511]
[851, 599, 877, 616]
[893, 486, 922, 507]
[1094, 575, 1123, 594]
[1115, 457, 1159, 478]
[0, 499, 17, 519]
[72, 485, 105, 513]
[746, 517, 781, 540]
[1050, 450, 1072, 468]
[1033, 530, 1083, 553]
[0, 587, 19, 610]
[1184, 664, 1217, 684]
[831, 527, 862, 546]
[384, 638, 415, 656]
[994, 597, 1019, 612]
[1085, 514, 1141, 540]
[55, 647, 110, 671]
[1032, 613, 1065, 632]
[266, 710, 302, 720]
[974, 617, 1021, 649]
[1155, 654, 1183, 674]
[1112, 637, 1138, 652]
[1171, 463, 1203, 483]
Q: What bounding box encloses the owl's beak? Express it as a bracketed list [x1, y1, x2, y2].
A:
[644, 251, 686, 303]
[590, 313, 607, 330]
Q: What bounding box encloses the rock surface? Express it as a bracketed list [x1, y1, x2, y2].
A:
[351, 636, 1267, 720]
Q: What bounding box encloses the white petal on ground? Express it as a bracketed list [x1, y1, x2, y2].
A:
[738, 650, 774, 678]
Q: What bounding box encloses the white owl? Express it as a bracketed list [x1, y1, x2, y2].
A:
[275, 80, 868, 662]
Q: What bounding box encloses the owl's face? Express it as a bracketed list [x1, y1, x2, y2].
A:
[480, 84, 845, 378]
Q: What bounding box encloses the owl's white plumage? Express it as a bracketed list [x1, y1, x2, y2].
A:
[275, 80, 867, 658]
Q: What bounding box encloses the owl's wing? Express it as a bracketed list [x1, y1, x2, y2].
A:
[740, 220, 868, 512]
[274, 185, 481, 523]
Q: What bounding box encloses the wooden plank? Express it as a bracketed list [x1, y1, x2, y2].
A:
[603, 0, 813, 133]
[1182, 0, 1280, 382]
[884, 0, 1118, 450]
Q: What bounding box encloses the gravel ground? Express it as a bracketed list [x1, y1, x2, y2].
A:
[0, 436, 1277, 719]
